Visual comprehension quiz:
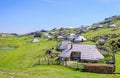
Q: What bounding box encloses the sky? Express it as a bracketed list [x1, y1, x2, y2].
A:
[0, 0, 120, 34]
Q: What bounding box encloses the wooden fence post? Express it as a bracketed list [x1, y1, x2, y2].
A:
[39, 59, 41, 65]
[48, 59, 50, 65]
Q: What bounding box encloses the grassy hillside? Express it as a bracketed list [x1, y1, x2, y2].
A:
[0, 36, 120, 78]
[0, 37, 57, 70]
[82, 20, 120, 40]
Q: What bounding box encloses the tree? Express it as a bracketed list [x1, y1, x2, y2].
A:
[34, 32, 42, 37]
[110, 40, 117, 72]
[117, 39, 120, 48]
[45, 50, 52, 55]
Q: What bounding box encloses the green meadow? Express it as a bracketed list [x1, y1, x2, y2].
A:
[0, 36, 120, 78]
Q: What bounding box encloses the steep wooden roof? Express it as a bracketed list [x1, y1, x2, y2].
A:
[59, 44, 104, 61]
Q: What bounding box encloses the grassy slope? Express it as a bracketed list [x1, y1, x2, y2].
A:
[0, 36, 120, 78]
[82, 20, 120, 40]
[0, 37, 57, 70]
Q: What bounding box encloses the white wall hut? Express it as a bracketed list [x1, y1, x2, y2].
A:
[74, 36, 87, 42]
[108, 23, 116, 28]
[32, 38, 40, 43]
[56, 41, 71, 51]
[1, 34, 7, 38]
[66, 33, 75, 41]
[43, 33, 51, 38]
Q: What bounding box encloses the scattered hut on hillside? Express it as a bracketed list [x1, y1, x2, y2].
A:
[96, 25, 103, 28]
[108, 23, 116, 28]
[34, 32, 42, 37]
[56, 41, 71, 51]
[1, 34, 7, 38]
[66, 33, 75, 41]
[78, 25, 89, 32]
[98, 35, 109, 45]
[49, 32, 55, 35]
[74, 36, 87, 42]
[57, 31, 65, 36]
[43, 33, 51, 38]
[56, 35, 64, 39]
[99, 39, 106, 45]
[64, 29, 69, 32]
[32, 38, 40, 43]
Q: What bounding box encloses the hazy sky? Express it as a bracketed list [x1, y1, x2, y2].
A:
[0, 0, 120, 34]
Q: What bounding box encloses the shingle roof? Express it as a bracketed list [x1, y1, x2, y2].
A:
[57, 35, 64, 39]
[57, 41, 71, 50]
[58, 44, 104, 61]
[66, 33, 75, 40]
[108, 24, 116, 27]
[74, 36, 87, 42]
[97, 25, 103, 28]
[43, 33, 51, 38]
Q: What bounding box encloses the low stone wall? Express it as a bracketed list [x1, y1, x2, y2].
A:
[84, 64, 114, 74]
